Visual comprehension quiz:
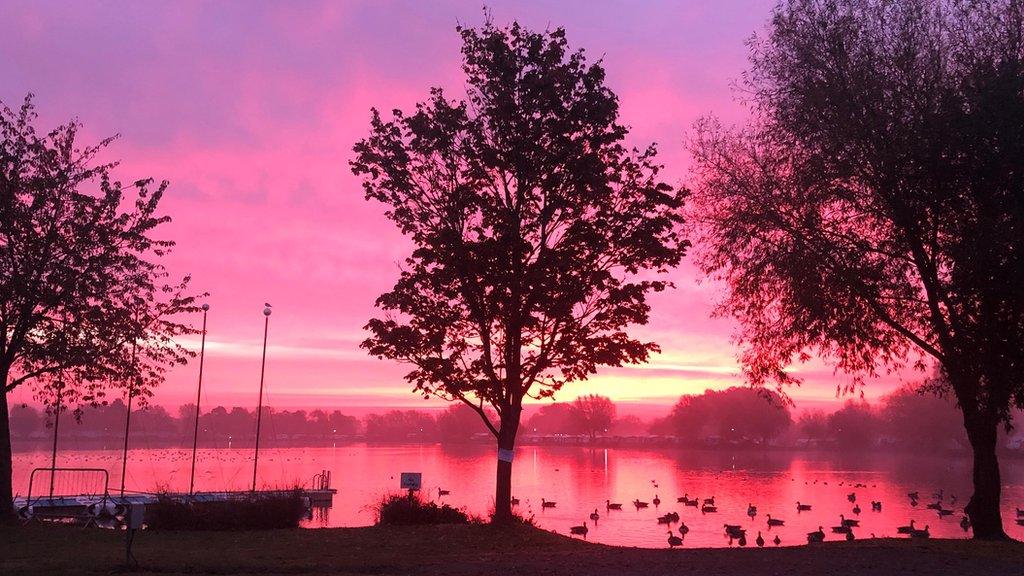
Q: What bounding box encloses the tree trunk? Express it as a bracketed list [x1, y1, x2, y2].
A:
[492, 407, 521, 525]
[0, 365, 13, 519]
[963, 411, 1008, 540]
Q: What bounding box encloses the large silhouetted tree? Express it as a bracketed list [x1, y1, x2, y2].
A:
[0, 96, 201, 515]
[689, 0, 1024, 538]
[352, 19, 687, 523]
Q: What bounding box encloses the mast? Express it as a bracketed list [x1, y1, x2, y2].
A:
[188, 303, 209, 496]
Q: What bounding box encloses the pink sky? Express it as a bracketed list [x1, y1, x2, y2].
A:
[0, 1, 925, 418]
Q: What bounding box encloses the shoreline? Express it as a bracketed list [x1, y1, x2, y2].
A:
[4, 522, 1024, 576]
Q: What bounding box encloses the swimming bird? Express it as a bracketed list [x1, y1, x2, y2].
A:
[701, 503, 718, 513]
[846, 529, 855, 541]
[1016, 507, 1024, 518]
[678, 521, 689, 535]
[796, 501, 812, 511]
[590, 509, 600, 522]
[926, 500, 942, 510]
[511, 497, 520, 506]
[766, 514, 785, 527]
[807, 526, 826, 543]
[634, 499, 649, 509]
[908, 491, 920, 500]
[910, 525, 931, 539]
[541, 498, 556, 508]
[438, 488, 450, 497]
[852, 503, 861, 515]
[570, 522, 588, 538]
[606, 500, 622, 510]
[667, 531, 683, 548]
[871, 501, 882, 512]
[703, 497, 715, 505]
[896, 519, 916, 534]
[840, 514, 859, 527]
[756, 531, 765, 547]
[738, 533, 747, 547]
[847, 492, 856, 503]
[773, 534, 781, 546]
[960, 516, 971, 531]
[724, 523, 744, 536]
[747, 503, 757, 518]
[937, 508, 954, 517]
[653, 494, 661, 507]
[831, 524, 852, 534]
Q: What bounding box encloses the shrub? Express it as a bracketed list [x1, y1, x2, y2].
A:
[373, 492, 471, 525]
[146, 490, 307, 530]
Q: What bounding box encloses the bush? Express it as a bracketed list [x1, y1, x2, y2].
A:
[373, 492, 471, 525]
[146, 490, 307, 530]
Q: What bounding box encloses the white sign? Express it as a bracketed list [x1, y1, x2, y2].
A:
[400, 472, 422, 491]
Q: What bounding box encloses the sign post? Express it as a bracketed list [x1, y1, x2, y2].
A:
[400, 472, 421, 500]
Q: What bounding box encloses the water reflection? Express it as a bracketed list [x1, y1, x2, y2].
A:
[12, 443, 1024, 548]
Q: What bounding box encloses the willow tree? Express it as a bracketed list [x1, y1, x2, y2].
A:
[0, 96, 201, 515]
[690, 0, 1024, 538]
[351, 20, 687, 522]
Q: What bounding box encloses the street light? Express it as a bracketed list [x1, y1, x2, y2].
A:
[252, 304, 272, 492]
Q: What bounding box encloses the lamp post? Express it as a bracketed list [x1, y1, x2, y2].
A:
[188, 303, 210, 496]
[252, 304, 271, 492]
[119, 329, 139, 497]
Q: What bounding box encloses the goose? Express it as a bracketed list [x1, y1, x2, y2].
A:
[852, 504, 861, 515]
[847, 492, 856, 503]
[1016, 518, 1024, 527]
[747, 503, 757, 518]
[937, 508, 954, 517]
[926, 500, 942, 510]
[807, 526, 826, 543]
[831, 524, 852, 534]
[773, 534, 781, 546]
[960, 516, 971, 531]
[438, 488, 450, 496]
[846, 529, 855, 541]
[1016, 507, 1024, 518]
[840, 514, 859, 527]
[657, 514, 674, 525]
[737, 533, 747, 547]
[756, 531, 765, 547]
[871, 501, 882, 512]
[724, 523, 744, 535]
[678, 521, 690, 535]
[510, 497, 520, 506]
[896, 519, 916, 534]
[590, 509, 600, 522]
[606, 499, 622, 510]
[570, 522, 588, 538]
[703, 497, 716, 505]
[683, 498, 699, 507]
[766, 514, 785, 527]
[541, 498, 556, 508]
[909, 525, 930, 539]
[907, 491, 920, 500]
[667, 531, 683, 548]
[653, 494, 661, 507]
[701, 504, 718, 513]
[796, 501, 812, 511]
[634, 499, 649, 509]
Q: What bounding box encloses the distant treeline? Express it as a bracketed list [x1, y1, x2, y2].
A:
[9, 386, 1021, 450]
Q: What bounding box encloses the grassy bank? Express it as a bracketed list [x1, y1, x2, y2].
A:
[2, 522, 1023, 576]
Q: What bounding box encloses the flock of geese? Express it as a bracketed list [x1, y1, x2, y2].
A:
[547, 480, 1024, 548]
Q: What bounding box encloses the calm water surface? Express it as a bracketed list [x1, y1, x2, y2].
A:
[13, 443, 1024, 548]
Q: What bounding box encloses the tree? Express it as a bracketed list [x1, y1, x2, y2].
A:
[437, 403, 495, 443]
[664, 387, 791, 442]
[351, 18, 687, 523]
[796, 410, 830, 441]
[524, 402, 576, 434]
[0, 96, 201, 514]
[569, 394, 616, 440]
[828, 401, 879, 450]
[688, 0, 1024, 537]
[880, 384, 967, 449]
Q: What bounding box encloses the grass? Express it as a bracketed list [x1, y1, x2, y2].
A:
[145, 490, 308, 531]
[2, 521, 1024, 576]
[372, 491, 473, 525]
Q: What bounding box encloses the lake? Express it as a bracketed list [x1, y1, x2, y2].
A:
[12, 443, 1024, 547]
